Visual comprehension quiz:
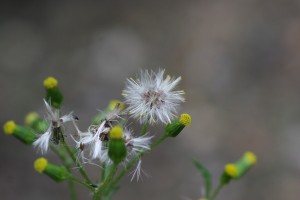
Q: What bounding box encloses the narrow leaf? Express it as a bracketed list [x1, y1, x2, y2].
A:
[193, 160, 212, 197]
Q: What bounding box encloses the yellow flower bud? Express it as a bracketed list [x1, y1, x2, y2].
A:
[34, 157, 48, 173]
[108, 100, 124, 111]
[25, 112, 39, 126]
[224, 163, 238, 177]
[179, 113, 192, 126]
[109, 126, 123, 139]
[43, 77, 58, 89]
[3, 121, 16, 135]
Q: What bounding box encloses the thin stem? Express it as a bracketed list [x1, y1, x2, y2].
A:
[61, 140, 93, 185]
[151, 134, 168, 149]
[50, 144, 78, 199]
[68, 180, 77, 200]
[69, 176, 95, 191]
[209, 182, 225, 200]
[101, 162, 106, 181]
[93, 164, 118, 200]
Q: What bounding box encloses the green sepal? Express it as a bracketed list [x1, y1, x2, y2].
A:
[108, 139, 127, 164]
[44, 163, 70, 182]
[14, 125, 37, 144]
[220, 172, 232, 185]
[193, 160, 212, 198]
[164, 119, 185, 137]
[45, 87, 63, 109]
[29, 118, 49, 133]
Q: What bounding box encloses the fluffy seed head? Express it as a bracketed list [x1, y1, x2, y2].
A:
[43, 77, 58, 89]
[34, 157, 48, 173]
[122, 69, 185, 124]
[3, 121, 16, 135]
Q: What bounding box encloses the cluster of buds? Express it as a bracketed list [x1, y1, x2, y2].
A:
[3, 70, 192, 184]
[3, 69, 257, 200]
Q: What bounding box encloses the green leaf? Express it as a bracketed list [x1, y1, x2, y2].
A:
[193, 160, 212, 198]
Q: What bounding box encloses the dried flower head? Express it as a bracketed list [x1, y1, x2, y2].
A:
[33, 100, 75, 154]
[122, 69, 185, 124]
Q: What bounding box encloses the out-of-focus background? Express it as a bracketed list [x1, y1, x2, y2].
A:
[1, 0, 300, 199]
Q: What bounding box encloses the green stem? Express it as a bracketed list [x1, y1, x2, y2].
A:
[209, 182, 225, 200]
[50, 144, 78, 199]
[61, 141, 93, 185]
[69, 176, 95, 191]
[93, 164, 118, 200]
[151, 134, 168, 149]
[68, 180, 77, 200]
[101, 162, 106, 181]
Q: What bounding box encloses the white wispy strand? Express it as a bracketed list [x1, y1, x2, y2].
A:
[130, 159, 149, 182]
[33, 99, 74, 154]
[130, 159, 142, 181]
[123, 129, 153, 154]
[33, 127, 51, 154]
[76, 121, 109, 161]
[122, 69, 185, 124]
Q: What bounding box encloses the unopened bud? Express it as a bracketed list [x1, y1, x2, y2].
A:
[165, 113, 191, 137]
[25, 112, 49, 133]
[44, 77, 63, 109]
[3, 121, 36, 144]
[108, 126, 127, 164]
[34, 157, 70, 182]
[224, 151, 257, 180]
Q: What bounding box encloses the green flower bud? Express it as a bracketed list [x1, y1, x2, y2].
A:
[34, 157, 70, 182]
[3, 121, 36, 144]
[224, 151, 257, 180]
[165, 113, 191, 137]
[108, 126, 127, 164]
[43, 77, 63, 109]
[25, 112, 49, 133]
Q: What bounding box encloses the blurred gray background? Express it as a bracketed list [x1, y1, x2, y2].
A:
[1, 0, 300, 199]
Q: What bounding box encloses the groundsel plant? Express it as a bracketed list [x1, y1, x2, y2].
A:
[3, 69, 257, 200]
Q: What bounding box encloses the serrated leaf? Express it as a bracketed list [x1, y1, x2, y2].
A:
[193, 160, 212, 198]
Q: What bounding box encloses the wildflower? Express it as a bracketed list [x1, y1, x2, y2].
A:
[123, 128, 153, 156]
[3, 120, 36, 144]
[100, 127, 152, 180]
[70, 121, 91, 163]
[108, 126, 127, 164]
[73, 118, 111, 161]
[73, 105, 124, 161]
[33, 99, 75, 154]
[44, 77, 64, 109]
[223, 151, 257, 180]
[34, 157, 70, 182]
[122, 69, 185, 124]
[25, 112, 48, 133]
[124, 129, 152, 181]
[165, 113, 192, 137]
